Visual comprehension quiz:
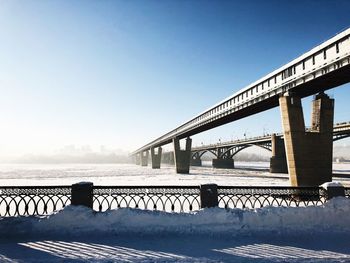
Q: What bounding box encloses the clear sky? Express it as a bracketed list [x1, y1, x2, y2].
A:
[0, 0, 350, 157]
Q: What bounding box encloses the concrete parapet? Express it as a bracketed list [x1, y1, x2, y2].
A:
[151, 147, 162, 169]
[173, 137, 192, 174]
[280, 93, 334, 186]
[212, 158, 235, 169]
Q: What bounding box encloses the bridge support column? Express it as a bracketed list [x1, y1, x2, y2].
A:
[141, 150, 149, 166]
[212, 158, 235, 169]
[212, 148, 234, 168]
[269, 134, 288, 173]
[173, 137, 192, 174]
[161, 151, 175, 165]
[191, 158, 202, 166]
[280, 92, 334, 186]
[151, 147, 162, 169]
[135, 153, 141, 165]
[190, 152, 202, 166]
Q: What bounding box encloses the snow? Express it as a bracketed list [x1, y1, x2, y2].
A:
[0, 162, 350, 187]
[0, 198, 350, 262]
[1, 197, 350, 238]
[321, 181, 344, 189]
[1, 163, 350, 262]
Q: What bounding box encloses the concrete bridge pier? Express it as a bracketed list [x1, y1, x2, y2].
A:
[212, 158, 235, 168]
[162, 151, 175, 165]
[141, 150, 149, 166]
[280, 92, 334, 186]
[212, 148, 235, 169]
[269, 134, 288, 173]
[173, 137, 192, 174]
[190, 152, 202, 166]
[135, 153, 141, 165]
[151, 147, 162, 169]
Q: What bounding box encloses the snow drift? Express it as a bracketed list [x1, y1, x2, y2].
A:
[1, 197, 350, 239]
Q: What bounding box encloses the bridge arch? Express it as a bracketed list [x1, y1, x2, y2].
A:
[222, 143, 272, 158]
[231, 144, 271, 157]
[191, 149, 218, 159]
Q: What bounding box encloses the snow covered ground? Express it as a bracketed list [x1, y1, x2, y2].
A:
[0, 162, 350, 262]
[1, 198, 350, 262]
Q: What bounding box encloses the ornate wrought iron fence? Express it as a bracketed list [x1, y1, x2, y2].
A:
[217, 186, 327, 209]
[0, 186, 71, 217]
[93, 186, 201, 213]
[0, 184, 348, 217]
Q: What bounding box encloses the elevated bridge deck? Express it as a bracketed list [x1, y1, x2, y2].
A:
[133, 28, 350, 186]
[133, 28, 350, 155]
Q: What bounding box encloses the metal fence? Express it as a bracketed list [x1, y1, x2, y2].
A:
[0, 183, 348, 217]
[93, 186, 201, 213]
[217, 186, 327, 209]
[0, 186, 71, 217]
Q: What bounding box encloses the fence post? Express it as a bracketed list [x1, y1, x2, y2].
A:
[200, 184, 218, 208]
[322, 183, 345, 200]
[71, 182, 94, 209]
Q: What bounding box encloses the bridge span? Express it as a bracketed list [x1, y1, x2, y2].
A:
[188, 121, 350, 172]
[133, 28, 350, 186]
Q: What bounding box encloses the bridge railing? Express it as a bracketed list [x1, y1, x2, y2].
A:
[192, 121, 350, 151]
[1, 183, 348, 217]
[192, 135, 275, 151]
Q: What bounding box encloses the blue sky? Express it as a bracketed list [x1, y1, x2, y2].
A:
[0, 0, 350, 156]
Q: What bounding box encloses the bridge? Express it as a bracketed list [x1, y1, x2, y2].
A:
[133, 27, 350, 186]
[188, 121, 350, 172]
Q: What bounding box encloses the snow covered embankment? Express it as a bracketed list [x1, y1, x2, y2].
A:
[1, 197, 350, 238]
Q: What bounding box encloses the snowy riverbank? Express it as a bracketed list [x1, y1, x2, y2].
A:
[1, 198, 350, 262]
[1, 163, 350, 262]
[1, 197, 350, 239]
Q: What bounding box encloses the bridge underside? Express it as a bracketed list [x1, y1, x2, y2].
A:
[171, 64, 350, 144]
[134, 62, 350, 184]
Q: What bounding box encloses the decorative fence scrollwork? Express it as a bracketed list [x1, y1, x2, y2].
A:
[217, 186, 327, 209]
[93, 186, 201, 213]
[0, 184, 348, 218]
[0, 186, 71, 217]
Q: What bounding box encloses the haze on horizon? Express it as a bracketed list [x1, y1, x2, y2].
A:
[1, 0, 350, 160]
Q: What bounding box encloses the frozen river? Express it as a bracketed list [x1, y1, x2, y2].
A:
[1, 162, 350, 263]
[0, 161, 349, 186]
